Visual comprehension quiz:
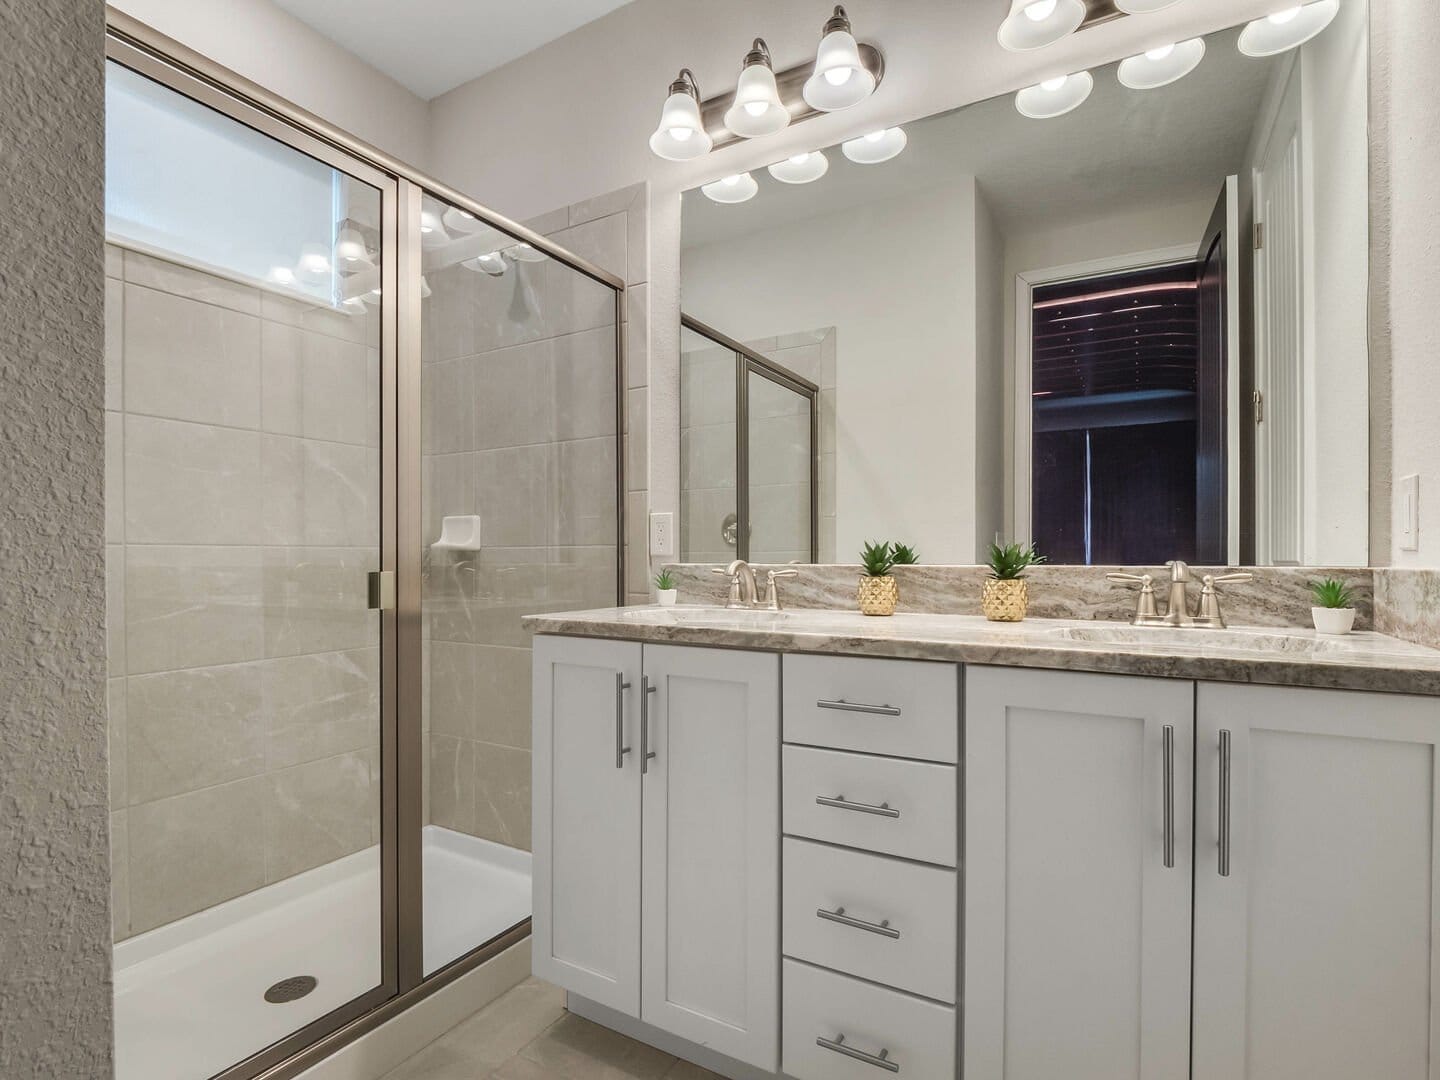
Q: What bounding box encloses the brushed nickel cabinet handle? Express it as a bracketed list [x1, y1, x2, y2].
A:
[1219, 728, 1232, 877]
[614, 674, 631, 769]
[640, 676, 657, 775]
[1163, 724, 1175, 869]
[817, 1034, 900, 1073]
[816, 794, 900, 819]
[817, 699, 902, 717]
[817, 906, 900, 939]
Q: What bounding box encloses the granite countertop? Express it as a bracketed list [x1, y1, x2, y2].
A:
[524, 606, 1440, 696]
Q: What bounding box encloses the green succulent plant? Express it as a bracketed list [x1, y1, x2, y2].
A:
[1310, 577, 1355, 610]
[654, 569, 675, 591]
[860, 540, 896, 578]
[986, 541, 1047, 581]
[890, 542, 920, 566]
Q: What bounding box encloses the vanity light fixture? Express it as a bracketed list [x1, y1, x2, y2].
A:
[725, 39, 790, 138]
[1114, 0, 1183, 13]
[1015, 70, 1094, 118]
[1238, 0, 1340, 56]
[1118, 38, 1206, 89]
[802, 6, 877, 111]
[701, 172, 760, 204]
[997, 0, 1087, 52]
[767, 150, 830, 184]
[298, 243, 331, 276]
[463, 251, 507, 276]
[649, 68, 713, 161]
[841, 127, 907, 164]
[442, 206, 481, 234]
[268, 265, 296, 286]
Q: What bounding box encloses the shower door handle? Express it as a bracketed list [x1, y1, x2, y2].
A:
[640, 676, 658, 775]
[614, 674, 631, 769]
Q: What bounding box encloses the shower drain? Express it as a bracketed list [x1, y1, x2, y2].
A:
[264, 975, 318, 1004]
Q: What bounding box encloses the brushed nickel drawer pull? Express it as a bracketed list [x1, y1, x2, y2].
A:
[817, 698, 902, 717]
[1219, 728, 1232, 877]
[1162, 724, 1175, 869]
[817, 1033, 900, 1073]
[816, 794, 901, 819]
[817, 906, 901, 939]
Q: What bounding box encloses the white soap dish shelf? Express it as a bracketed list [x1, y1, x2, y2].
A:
[431, 515, 482, 552]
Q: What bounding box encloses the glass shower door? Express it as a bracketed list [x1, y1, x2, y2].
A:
[418, 193, 619, 975]
[105, 55, 391, 1080]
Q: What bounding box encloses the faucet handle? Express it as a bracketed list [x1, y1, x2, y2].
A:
[1195, 572, 1253, 627]
[1208, 571, 1254, 584]
[764, 567, 800, 611]
[1107, 572, 1160, 622]
[710, 565, 743, 607]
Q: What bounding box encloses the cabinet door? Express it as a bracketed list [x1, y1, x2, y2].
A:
[1194, 683, 1440, 1080]
[531, 635, 643, 1014]
[640, 644, 780, 1070]
[965, 666, 1194, 1080]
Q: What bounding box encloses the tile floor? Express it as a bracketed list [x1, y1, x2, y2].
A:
[381, 977, 724, 1080]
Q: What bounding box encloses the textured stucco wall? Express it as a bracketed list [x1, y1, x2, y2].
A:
[0, 0, 114, 1075]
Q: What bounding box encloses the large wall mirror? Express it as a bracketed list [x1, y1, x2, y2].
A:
[679, 1, 1370, 568]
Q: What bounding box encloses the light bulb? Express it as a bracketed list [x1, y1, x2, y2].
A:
[1041, 75, 1068, 92]
[1238, 0, 1339, 56]
[670, 126, 693, 141]
[1146, 43, 1176, 61]
[701, 172, 759, 204]
[1120, 38, 1206, 90]
[268, 266, 295, 286]
[1025, 0, 1059, 21]
[298, 244, 330, 276]
[768, 150, 830, 184]
[824, 67, 851, 86]
[841, 127, 907, 164]
[999, 0, 1085, 51]
[1269, 5, 1303, 23]
[1016, 70, 1093, 118]
[744, 100, 767, 117]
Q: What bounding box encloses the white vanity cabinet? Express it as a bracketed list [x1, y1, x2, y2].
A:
[964, 666, 1196, 1080]
[1192, 683, 1440, 1080]
[531, 636, 780, 1071]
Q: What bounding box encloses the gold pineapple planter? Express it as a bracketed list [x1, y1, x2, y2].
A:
[981, 578, 1028, 622]
[858, 575, 898, 616]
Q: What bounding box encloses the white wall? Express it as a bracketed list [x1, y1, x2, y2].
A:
[1300, 0, 1370, 565]
[111, 0, 431, 167]
[683, 181, 984, 563]
[1372, 0, 1440, 566]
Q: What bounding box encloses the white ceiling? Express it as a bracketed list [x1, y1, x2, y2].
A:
[683, 26, 1278, 249]
[272, 0, 636, 100]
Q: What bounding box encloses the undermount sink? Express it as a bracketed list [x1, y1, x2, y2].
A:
[1047, 624, 1406, 656]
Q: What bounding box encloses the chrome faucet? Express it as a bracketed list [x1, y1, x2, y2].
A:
[1108, 560, 1252, 628]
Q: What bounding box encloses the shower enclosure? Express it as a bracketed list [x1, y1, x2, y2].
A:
[104, 15, 623, 1080]
[679, 315, 819, 564]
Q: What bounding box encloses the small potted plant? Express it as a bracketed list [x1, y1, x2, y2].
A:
[890, 542, 920, 568]
[983, 541, 1046, 622]
[654, 569, 678, 607]
[857, 540, 898, 616]
[1310, 577, 1356, 635]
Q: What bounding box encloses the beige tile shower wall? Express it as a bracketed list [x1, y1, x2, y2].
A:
[105, 246, 381, 941]
[420, 184, 643, 850]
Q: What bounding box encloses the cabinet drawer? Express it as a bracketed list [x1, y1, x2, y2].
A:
[783, 838, 957, 1003]
[783, 655, 958, 763]
[783, 959, 956, 1080]
[783, 745, 957, 866]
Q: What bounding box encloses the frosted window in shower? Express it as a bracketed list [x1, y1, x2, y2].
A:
[105, 62, 350, 305]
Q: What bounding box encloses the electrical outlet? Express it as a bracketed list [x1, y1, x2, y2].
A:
[1400, 475, 1420, 551]
[649, 511, 675, 558]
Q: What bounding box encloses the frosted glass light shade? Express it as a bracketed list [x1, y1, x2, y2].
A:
[1239, 1, 1340, 56]
[1114, 0, 1183, 12]
[768, 151, 830, 184]
[802, 28, 876, 111]
[463, 251, 507, 276]
[649, 91, 712, 161]
[1118, 38, 1206, 89]
[1015, 70, 1094, 118]
[442, 206, 482, 234]
[505, 242, 547, 263]
[998, 0, 1086, 51]
[701, 173, 759, 204]
[841, 127, 907, 164]
[725, 62, 790, 138]
[334, 227, 374, 271]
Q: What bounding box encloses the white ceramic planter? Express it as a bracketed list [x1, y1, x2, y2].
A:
[1312, 606, 1356, 635]
[656, 589, 678, 607]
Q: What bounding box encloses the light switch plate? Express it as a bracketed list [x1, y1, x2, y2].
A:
[1399, 474, 1420, 551]
[649, 511, 675, 558]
